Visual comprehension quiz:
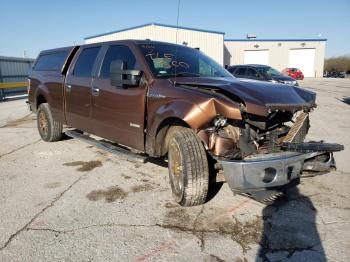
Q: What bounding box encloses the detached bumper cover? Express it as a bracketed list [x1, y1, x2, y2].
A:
[222, 152, 310, 192]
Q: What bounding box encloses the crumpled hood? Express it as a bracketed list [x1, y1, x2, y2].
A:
[173, 77, 316, 116]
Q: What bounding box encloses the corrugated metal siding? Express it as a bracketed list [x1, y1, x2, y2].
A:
[0, 56, 34, 99]
[0, 56, 34, 82]
[1, 76, 28, 82]
[224, 41, 326, 77]
[85, 24, 224, 65]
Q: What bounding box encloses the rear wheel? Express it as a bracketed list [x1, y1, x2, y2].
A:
[37, 103, 63, 142]
[167, 127, 209, 206]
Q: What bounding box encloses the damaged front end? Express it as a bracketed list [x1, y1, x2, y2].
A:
[198, 104, 343, 202]
[173, 78, 344, 202]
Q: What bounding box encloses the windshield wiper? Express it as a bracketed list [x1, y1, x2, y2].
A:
[175, 72, 201, 77]
[157, 72, 201, 78]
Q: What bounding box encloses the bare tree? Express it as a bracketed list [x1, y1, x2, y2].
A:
[324, 55, 350, 72]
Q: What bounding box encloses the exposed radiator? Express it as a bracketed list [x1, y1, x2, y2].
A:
[283, 112, 310, 143]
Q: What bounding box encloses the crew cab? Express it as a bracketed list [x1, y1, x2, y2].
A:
[28, 40, 343, 205]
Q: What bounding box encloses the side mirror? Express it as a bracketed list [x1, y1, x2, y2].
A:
[110, 60, 142, 88]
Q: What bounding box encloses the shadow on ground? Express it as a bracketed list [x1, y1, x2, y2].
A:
[257, 187, 326, 261]
[338, 96, 350, 105]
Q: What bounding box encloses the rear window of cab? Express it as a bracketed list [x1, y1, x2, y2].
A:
[34, 50, 69, 71]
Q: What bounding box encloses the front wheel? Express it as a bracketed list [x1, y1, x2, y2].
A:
[37, 103, 63, 142]
[167, 127, 209, 206]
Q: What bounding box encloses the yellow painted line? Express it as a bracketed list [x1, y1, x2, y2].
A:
[0, 82, 27, 89]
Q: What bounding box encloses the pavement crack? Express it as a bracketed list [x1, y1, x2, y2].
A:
[26, 227, 63, 234]
[65, 223, 156, 233]
[192, 206, 205, 251]
[0, 113, 33, 128]
[27, 223, 160, 235]
[0, 172, 88, 250]
[206, 253, 226, 262]
[0, 139, 41, 159]
[154, 223, 233, 236]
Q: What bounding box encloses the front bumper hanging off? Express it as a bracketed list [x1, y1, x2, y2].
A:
[222, 152, 306, 193]
[221, 142, 344, 193]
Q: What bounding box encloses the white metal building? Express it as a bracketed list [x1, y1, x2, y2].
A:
[85, 23, 225, 65]
[224, 39, 326, 77]
[85, 23, 327, 77]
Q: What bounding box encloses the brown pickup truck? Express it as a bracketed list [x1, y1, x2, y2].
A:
[28, 40, 343, 205]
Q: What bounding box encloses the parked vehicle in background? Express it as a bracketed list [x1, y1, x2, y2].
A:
[282, 67, 304, 80]
[324, 71, 346, 78]
[228, 64, 298, 86]
[28, 40, 343, 205]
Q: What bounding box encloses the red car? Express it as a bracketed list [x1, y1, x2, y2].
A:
[282, 68, 304, 80]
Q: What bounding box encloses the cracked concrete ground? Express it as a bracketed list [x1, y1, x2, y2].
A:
[0, 78, 349, 262]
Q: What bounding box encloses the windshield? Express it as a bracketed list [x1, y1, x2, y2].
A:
[257, 66, 281, 77]
[138, 43, 232, 78]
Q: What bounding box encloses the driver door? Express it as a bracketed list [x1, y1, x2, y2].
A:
[91, 44, 147, 151]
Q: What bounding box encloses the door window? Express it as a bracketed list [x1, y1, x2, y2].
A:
[73, 47, 101, 77]
[234, 67, 247, 76]
[228, 67, 237, 74]
[198, 58, 221, 77]
[34, 50, 69, 71]
[245, 68, 257, 77]
[99, 45, 136, 79]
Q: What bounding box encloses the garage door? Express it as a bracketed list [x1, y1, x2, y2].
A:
[289, 49, 315, 77]
[244, 50, 269, 65]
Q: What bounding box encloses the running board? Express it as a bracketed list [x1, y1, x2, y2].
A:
[65, 130, 147, 163]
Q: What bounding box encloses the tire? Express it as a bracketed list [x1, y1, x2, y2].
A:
[37, 103, 63, 142]
[167, 126, 209, 206]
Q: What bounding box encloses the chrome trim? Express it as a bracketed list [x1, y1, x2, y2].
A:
[221, 152, 310, 192]
[130, 123, 141, 128]
[92, 87, 100, 96]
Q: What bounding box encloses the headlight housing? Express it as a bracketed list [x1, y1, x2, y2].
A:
[213, 116, 227, 127]
[283, 80, 298, 86]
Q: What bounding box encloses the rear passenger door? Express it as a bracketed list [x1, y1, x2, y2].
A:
[65, 45, 102, 132]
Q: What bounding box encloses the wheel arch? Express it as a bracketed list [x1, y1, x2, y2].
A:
[145, 100, 207, 157]
[154, 117, 190, 157]
[36, 94, 47, 109]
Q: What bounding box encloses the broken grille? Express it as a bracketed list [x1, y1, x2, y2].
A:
[283, 112, 310, 143]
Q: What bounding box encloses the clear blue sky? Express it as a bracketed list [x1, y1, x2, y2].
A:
[1, 0, 349, 59]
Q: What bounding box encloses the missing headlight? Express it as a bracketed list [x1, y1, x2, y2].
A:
[213, 116, 227, 127]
